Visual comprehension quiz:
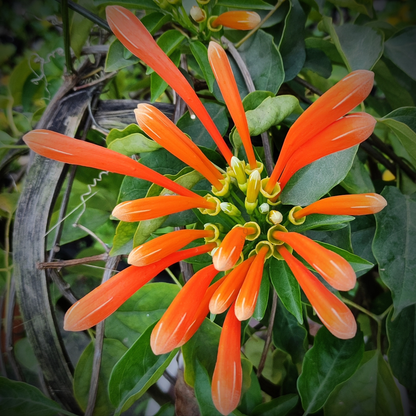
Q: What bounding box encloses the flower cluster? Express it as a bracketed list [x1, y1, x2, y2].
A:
[23, 6, 387, 415]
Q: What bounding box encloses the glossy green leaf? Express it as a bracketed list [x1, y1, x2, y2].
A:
[304, 37, 344, 64]
[379, 107, 416, 167]
[241, 91, 275, 112]
[341, 155, 375, 193]
[177, 102, 229, 150]
[0, 377, 76, 416]
[303, 47, 333, 78]
[236, 30, 284, 95]
[350, 215, 376, 264]
[107, 132, 161, 155]
[272, 298, 307, 363]
[305, 225, 353, 253]
[74, 339, 128, 416]
[190, 41, 215, 93]
[105, 283, 180, 347]
[384, 26, 416, 82]
[387, 305, 416, 396]
[281, 147, 357, 206]
[252, 394, 298, 416]
[109, 323, 177, 415]
[105, 39, 139, 72]
[327, 0, 373, 16]
[298, 327, 364, 414]
[141, 12, 171, 35]
[182, 318, 221, 387]
[269, 257, 302, 324]
[154, 403, 175, 416]
[286, 214, 354, 233]
[252, 269, 270, 321]
[217, 0, 273, 9]
[324, 350, 404, 416]
[373, 186, 416, 318]
[14, 338, 39, 373]
[8, 59, 33, 105]
[240, 367, 263, 415]
[70, 0, 96, 58]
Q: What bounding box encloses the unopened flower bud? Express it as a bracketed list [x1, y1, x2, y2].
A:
[258, 203, 270, 215]
[268, 210, 283, 225]
[220, 202, 241, 217]
[190, 6, 206, 22]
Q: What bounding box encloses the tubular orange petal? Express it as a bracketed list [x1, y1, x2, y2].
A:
[106, 6, 233, 163]
[128, 229, 214, 266]
[209, 256, 255, 314]
[151, 264, 219, 355]
[212, 226, 254, 271]
[178, 276, 226, 346]
[234, 246, 269, 321]
[212, 304, 242, 415]
[208, 42, 257, 169]
[212, 11, 261, 30]
[63, 243, 216, 331]
[266, 70, 374, 192]
[273, 232, 356, 291]
[279, 113, 376, 189]
[134, 104, 223, 189]
[294, 193, 387, 219]
[112, 195, 216, 222]
[23, 129, 198, 198]
[278, 246, 357, 339]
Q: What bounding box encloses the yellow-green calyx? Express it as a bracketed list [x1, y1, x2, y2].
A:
[245, 170, 261, 214]
[230, 157, 247, 192]
[204, 223, 221, 242]
[255, 241, 274, 259]
[244, 221, 261, 241]
[267, 224, 288, 245]
[260, 177, 281, 200]
[199, 194, 221, 216]
[288, 206, 306, 225]
[220, 202, 241, 217]
[212, 174, 231, 197]
[207, 16, 222, 31]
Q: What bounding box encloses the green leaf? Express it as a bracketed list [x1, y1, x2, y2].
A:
[151, 49, 181, 101]
[105, 283, 180, 347]
[216, 0, 273, 10]
[350, 215, 376, 264]
[0, 377, 77, 416]
[14, 338, 39, 373]
[324, 350, 404, 416]
[305, 37, 344, 65]
[341, 155, 375, 193]
[8, 58, 33, 105]
[94, 0, 159, 10]
[280, 147, 357, 206]
[252, 269, 270, 321]
[297, 327, 364, 414]
[387, 304, 416, 396]
[286, 214, 355, 233]
[373, 186, 416, 318]
[70, 0, 96, 58]
[303, 47, 333, 78]
[74, 339, 128, 415]
[236, 30, 284, 95]
[272, 298, 307, 363]
[240, 367, 263, 414]
[177, 102, 229, 150]
[242, 91, 275, 112]
[190, 41, 215, 93]
[0, 193, 20, 214]
[109, 323, 177, 414]
[107, 132, 161, 155]
[305, 225, 353, 253]
[269, 258, 302, 324]
[384, 26, 416, 82]
[141, 12, 171, 35]
[379, 107, 416, 167]
[105, 39, 139, 72]
[182, 318, 221, 387]
[252, 394, 298, 416]
[327, 0, 373, 16]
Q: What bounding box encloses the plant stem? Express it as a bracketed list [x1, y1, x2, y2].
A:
[61, 0, 74, 74]
[235, 0, 286, 49]
[165, 267, 183, 288]
[341, 297, 381, 323]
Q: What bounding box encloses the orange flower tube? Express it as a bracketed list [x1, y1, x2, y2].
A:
[278, 113, 376, 189]
[208, 42, 257, 169]
[128, 229, 214, 266]
[178, 276, 226, 346]
[277, 246, 357, 339]
[106, 6, 233, 163]
[134, 104, 223, 189]
[151, 264, 219, 355]
[293, 193, 387, 219]
[211, 11, 261, 30]
[212, 226, 255, 271]
[212, 304, 242, 415]
[23, 129, 198, 199]
[234, 246, 269, 321]
[273, 232, 356, 291]
[112, 195, 216, 222]
[209, 256, 255, 314]
[64, 243, 216, 331]
[266, 70, 374, 193]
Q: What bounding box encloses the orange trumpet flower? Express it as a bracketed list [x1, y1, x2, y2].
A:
[235, 245, 269, 321]
[151, 264, 219, 355]
[211, 11, 261, 30]
[23, 129, 199, 199]
[272, 232, 356, 291]
[277, 246, 357, 339]
[278, 113, 376, 189]
[134, 104, 224, 189]
[212, 304, 242, 415]
[64, 243, 215, 331]
[112, 195, 216, 222]
[128, 229, 214, 266]
[209, 256, 255, 314]
[293, 193, 387, 219]
[106, 6, 233, 163]
[265, 70, 374, 193]
[208, 41, 257, 169]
